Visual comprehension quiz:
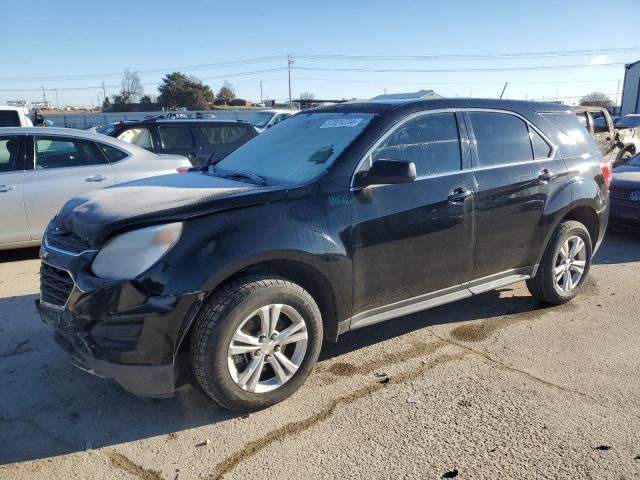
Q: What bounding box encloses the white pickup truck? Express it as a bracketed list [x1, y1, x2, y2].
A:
[0, 106, 34, 127]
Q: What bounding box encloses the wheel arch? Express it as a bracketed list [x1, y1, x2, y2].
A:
[175, 257, 340, 359]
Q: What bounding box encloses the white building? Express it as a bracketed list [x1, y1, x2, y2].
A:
[620, 60, 640, 115]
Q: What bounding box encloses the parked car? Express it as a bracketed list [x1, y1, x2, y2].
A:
[242, 109, 296, 132]
[614, 115, 640, 128]
[574, 107, 640, 165]
[106, 118, 257, 166]
[0, 127, 191, 250]
[0, 106, 34, 127]
[610, 152, 640, 230]
[38, 99, 609, 411]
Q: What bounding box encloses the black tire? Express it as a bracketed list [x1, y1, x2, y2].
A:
[189, 276, 323, 412]
[526, 220, 593, 305]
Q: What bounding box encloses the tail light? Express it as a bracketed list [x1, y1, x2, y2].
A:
[176, 167, 191, 173]
[600, 159, 611, 189]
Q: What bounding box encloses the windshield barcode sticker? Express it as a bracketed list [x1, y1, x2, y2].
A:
[320, 118, 363, 128]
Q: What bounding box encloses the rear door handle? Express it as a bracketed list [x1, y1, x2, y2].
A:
[85, 174, 107, 182]
[538, 168, 557, 182]
[0, 184, 14, 193]
[448, 187, 473, 204]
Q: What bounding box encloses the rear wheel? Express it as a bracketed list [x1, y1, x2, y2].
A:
[526, 220, 592, 305]
[190, 276, 323, 411]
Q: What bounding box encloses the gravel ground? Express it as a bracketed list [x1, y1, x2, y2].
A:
[0, 230, 639, 480]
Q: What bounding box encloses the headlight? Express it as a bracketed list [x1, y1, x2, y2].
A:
[91, 223, 182, 280]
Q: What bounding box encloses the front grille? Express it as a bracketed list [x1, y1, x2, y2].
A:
[40, 263, 74, 307]
[610, 186, 640, 208]
[46, 227, 91, 254]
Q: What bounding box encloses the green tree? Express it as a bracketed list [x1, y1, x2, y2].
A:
[158, 72, 215, 110]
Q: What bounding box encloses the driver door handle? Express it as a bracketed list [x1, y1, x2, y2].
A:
[85, 174, 107, 182]
[0, 184, 14, 193]
[538, 168, 557, 182]
[448, 187, 473, 204]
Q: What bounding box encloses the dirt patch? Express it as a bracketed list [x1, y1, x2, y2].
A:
[108, 452, 164, 480]
[207, 351, 467, 480]
[326, 362, 358, 376]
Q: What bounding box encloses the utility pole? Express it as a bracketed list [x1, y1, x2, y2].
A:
[54, 89, 60, 109]
[102, 81, 107, 102]
[287, 54, 294, 109]
[499, 81, 508, 99]
[41, 86, 47, 105]
[260, 80, 263, 103]
[384, 88, 387, 95]
[616, 79, 621, 105]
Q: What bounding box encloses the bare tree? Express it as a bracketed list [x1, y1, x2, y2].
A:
[114, 69, 144, 104]
[579, 92, 613, 109]
[299, 91, 315, 100]
[216, 81, 236, 104]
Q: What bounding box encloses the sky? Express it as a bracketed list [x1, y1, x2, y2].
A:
[2, 0, 640, 107]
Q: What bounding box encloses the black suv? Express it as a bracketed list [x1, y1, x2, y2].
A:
[107, 118, 257, 166]
[38, 99, 610, 411]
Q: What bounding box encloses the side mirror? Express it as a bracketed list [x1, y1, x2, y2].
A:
[354, 159, 417, 188]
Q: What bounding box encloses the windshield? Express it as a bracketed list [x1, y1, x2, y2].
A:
[214, 112, 375, 185]
[96, 124, 117, 135]
[243, 111, 276, 128]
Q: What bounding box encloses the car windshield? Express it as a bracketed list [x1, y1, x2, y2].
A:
[96, 124, 117, 135]
[213, 112, 374, 185]
[243, 112, 276, 128]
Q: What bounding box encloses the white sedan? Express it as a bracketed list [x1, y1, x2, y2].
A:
[0, 127, 191, 250]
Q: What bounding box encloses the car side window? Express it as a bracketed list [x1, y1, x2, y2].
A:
[116, 127, 153, 149]
[530, 128, 552, 159]
[97, 142, 128, 162]
[0, 136, 23, 172]
[35, 136, 108, 169]
[0, 111, 20, 127]
[159, 126, 194, 149]
[371, 113, 461, 176]
[469, 112, 533, 167]
[199, 126, 248, 145]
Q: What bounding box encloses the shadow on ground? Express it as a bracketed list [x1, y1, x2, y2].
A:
[0, 231, 633, 465]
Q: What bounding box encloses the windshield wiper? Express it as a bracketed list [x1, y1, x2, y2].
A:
[207, 166, 267, 186]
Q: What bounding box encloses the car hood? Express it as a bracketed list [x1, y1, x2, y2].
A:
[611, 167, 640, 189]
[56, 172, 288, 246]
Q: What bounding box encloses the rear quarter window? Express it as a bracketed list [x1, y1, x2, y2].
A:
[199, 125, 250, 145]
[540, 112, 599, 158]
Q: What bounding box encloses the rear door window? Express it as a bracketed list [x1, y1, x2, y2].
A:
[116, 127, 153, 149]
[371, 113, 461, 176]
[199, 125, 249, 145]
[530, 128, 552, 159]
[469, 112, 533, 167]
[34, 136, 107, 169]
[159, 126, 195, 149]
[0, 110, 20, 127]
[0, 136, 23, 172]
[97, 142, 129, 162]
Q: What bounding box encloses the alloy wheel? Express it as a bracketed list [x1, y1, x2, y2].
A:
[554, 235, 587, 292]
[227, 304, 308, 393]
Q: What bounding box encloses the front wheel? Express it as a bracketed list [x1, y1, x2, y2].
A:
[190, 276, 323, 412]
[526, 220, 593, 305]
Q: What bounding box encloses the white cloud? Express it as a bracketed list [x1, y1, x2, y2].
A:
[591, 54, 608, 65]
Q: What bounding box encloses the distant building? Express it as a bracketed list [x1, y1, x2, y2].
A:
[370, 89, 441, 101]
[621, 60, 640, 115]
[6, 99, 52, 109]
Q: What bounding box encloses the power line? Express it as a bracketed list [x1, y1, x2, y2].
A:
[0, 56, 287, 82]
[294, 62, 625, 74]
[294, 47, 640, 61]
